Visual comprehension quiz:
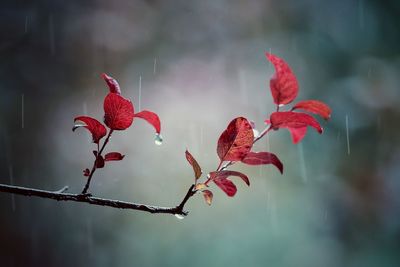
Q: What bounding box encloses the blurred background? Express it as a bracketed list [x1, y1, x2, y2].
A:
[1, 0, 400, 266]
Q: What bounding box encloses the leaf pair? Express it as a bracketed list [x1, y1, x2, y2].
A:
[185, 150, 212, 205]
[265, 53, 331, 143]
[73, 73, 162, 143]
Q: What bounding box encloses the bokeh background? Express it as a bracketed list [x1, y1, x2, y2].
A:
[1, 0, 400, 266]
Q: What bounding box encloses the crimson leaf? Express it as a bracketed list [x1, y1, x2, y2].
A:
[213, 177, 237, 197]
[73, 116, 107, 144]
[241, 152, 283, 174]
[287, 126, 308, 144]
[210, 170, 250, 186]
[134, 110, 161, 134]
[103, 93, 134, 130]
[266, 53, 299, 105]
[269, 112, 323, 139]
[185, 150, 202, 180]
[217, 117, 254, 162]
[291, 100, 331, 120]
[104, 152, 125, 161]
[101, 73, 121, 95]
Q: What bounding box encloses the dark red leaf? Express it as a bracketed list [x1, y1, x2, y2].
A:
[241, 152, 283, 174]
[269, 112, 323, 139]
[134, 110, 161, 134]
[73, 116, 107, 144]
[213, 177, 237, 197]
[103, 93, 134, 130]
[104, 152, 125, 161]
[210, 170, 250, 186]
[291, 100, 331, 120]
[83, 168, 90, 177]
[101, 73, 121, 95]
[95, 155, 105, 168]
[287, 126, 307, 144]
[266, 53, 299, 105]
[202, 190, 213, 205]
[185, 150, 202, 180]
[217, 117, 254, 162]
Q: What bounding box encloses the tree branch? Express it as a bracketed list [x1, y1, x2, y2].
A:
[0, 183, 194, 216]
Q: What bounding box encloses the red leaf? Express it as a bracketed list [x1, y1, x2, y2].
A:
[217, 117, 254, 162]
[83, 168, 90, 177]
[288, 126, 307, 144]
[103, 93, 134, 130]
[266, 53, 299, 105]
[210, 170, 250, 186]
[269, 111, 323, 137]
[185, 150, 202, 180]
[73, 116, 107, 144]
[95, 155, 105, 168]
[213, 177, 237, 197]
[202, 190, 213, 205]
[134, 110, 161, 134]
[291, 100, 331, 120]
[104, 152, 125, 161]
[241, 152, 283, 174]
[101, 73, 121, 95]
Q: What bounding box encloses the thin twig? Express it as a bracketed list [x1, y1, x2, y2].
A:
[0, 183, 192, 216]
[82, 130, 113, 194]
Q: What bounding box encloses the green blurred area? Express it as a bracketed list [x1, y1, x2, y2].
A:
[1, 0, 400, 266]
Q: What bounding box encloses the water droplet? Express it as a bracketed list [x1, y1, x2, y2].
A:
[252, 129, 259, 138]
[174, 214, 185, 220]
[154, 133, 163, 145]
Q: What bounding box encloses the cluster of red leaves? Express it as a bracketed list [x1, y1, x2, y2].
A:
[185, 53, 331, 205]
[73, 74, 161, 177]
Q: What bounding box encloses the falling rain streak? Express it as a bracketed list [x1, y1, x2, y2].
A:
[346, 115, 351, 155]
[153, 58, 157, 75]
[138, 75, 142, 111]
[21, 94, 24, 129]
[298, 142, 308, 183]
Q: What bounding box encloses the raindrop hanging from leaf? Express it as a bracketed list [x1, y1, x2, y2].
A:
[154, 133, 163, 146]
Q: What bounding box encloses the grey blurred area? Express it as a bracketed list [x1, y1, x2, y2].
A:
[1, 0, 400, 266]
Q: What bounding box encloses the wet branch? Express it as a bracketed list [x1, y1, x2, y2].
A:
[0, 183, 196, 216]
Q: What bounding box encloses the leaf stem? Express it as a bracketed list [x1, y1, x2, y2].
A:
[81, 130, 114, 194]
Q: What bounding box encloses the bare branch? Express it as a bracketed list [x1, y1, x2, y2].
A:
[0, 183, 192, 216]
